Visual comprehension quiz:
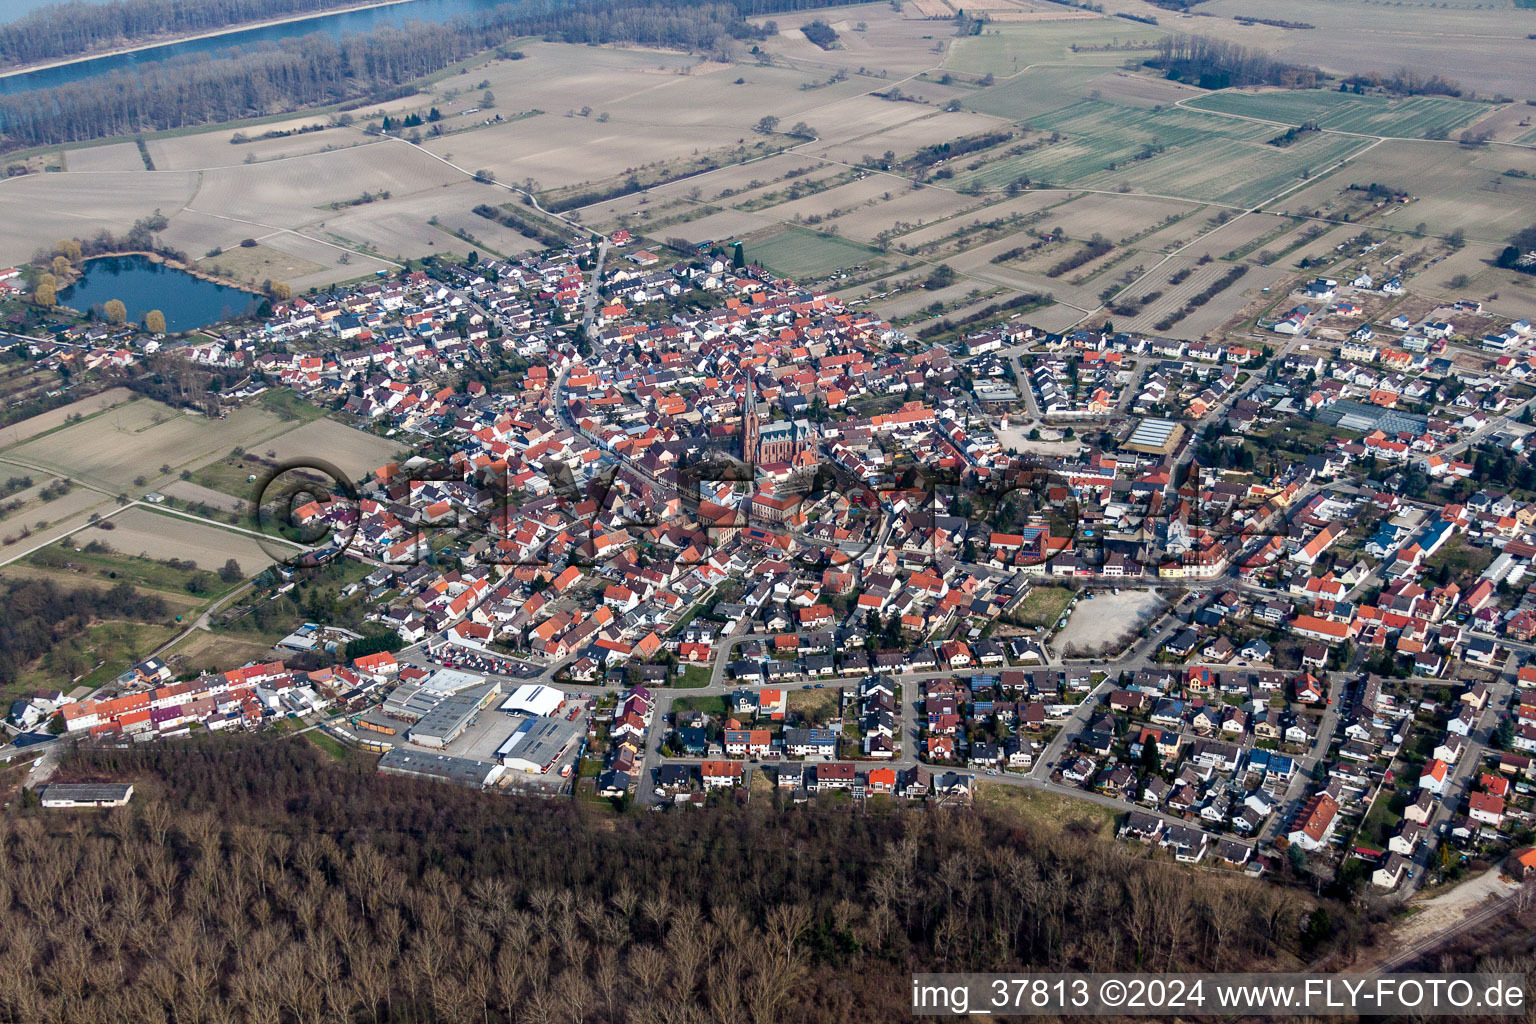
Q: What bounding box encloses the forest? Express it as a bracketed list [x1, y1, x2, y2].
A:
[0, 0, 373, 67]
[0, 735, 1357, 1023]
[1148, 34, 1325, 90]
[0, 0, 862, 151]
[0, 577, 169, 688]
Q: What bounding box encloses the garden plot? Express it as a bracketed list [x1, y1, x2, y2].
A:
[189, 143, 462, 230]
[0, 170, 200, 267]
[1275, 141, 1536, 244]
[64, 143, 145, 173]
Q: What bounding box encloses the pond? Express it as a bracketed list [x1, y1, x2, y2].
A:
[57, 254, 261, 332]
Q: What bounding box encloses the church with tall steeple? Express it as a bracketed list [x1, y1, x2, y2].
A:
[741, 372, 761, 464]
[740, 371, 809, 465]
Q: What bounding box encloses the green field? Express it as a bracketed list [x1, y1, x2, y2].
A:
[956, 98, 1372, 206]
[1184, 90, 1489, 140]
[1015, 585, 1074, 628]
[747, 227, 880, 279]
[944, 21, 1166, 78]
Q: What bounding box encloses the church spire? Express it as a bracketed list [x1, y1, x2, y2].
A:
[742, 369, 759, 464]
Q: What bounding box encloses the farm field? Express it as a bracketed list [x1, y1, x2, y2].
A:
[756, 5, 951, 74]
[955, 98, 1373, 207]
[943, 19, 1166, 77]
[162, 480, 250, 514]
[88, 506, 276, 575]
[829, 186, 988, 243]
[745, 227, 882, 279]
[0, 387, 136, 449]
[1275, 140, 1536, 243]
[961, 65, 1120, 121]
[255, 418, 405, 483]
[0, 170, 200, 268]
[64, 142, 145, 172]
[146, 121, 370, 171]
[320, 184, 496, 263]
[1183, 90, 1491, 139]
[26, 531, 240, 599]
[190, 143, 463, 230]
[1189, 0, 1536, 99]
[4, 398, 291, 494]
[0, 483, 109, 543]
[813, 108, 1009, 166]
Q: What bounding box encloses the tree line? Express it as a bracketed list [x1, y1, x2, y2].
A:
[0, 0, 374, 67]
[0, 734, 1351, 1023]
[0, 576, 169, 688]
[0, 0, 867, 151]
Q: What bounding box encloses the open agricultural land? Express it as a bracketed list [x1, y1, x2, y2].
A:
[0, 0, 1530, 341]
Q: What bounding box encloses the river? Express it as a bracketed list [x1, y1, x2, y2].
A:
[0, 0, 512, 95]
[57, 254, 261, 333]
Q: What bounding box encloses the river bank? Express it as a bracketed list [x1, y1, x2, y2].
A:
[0, 0, 420, 82]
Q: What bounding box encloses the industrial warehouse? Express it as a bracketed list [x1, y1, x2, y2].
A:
[357, 667, 587, 788]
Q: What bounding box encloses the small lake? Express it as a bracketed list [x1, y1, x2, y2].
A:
[57, 254, 260, 332]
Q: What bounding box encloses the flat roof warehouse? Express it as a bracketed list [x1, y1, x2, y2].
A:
[497, 715, 583, 774]
[1124, 417, 1184, 455]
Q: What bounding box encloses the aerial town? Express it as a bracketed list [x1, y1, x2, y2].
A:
[8, 220, 1536, 909]
[5, 0, 1536, 1011]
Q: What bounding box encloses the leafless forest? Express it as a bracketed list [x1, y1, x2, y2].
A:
[0, 736, 1339, 1023]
